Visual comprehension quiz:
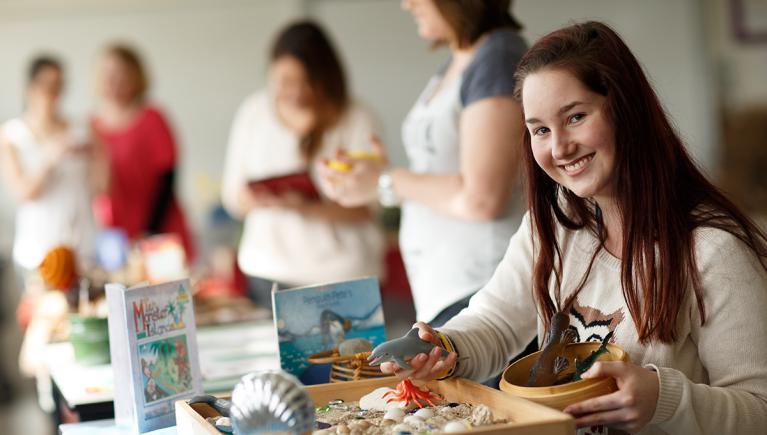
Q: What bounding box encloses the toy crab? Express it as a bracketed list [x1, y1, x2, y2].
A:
[383, 378, 442, 408]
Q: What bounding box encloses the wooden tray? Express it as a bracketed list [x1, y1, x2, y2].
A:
[175, 377, 574, 434]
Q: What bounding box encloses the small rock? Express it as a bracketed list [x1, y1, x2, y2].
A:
[380, 418, 395, 427]
[335, 422, 350, 434]
[349, 419, 371, 431]
[443, 420, 470, 433]
[214, 416, 233, 433]
[471, 404, 493, 426]
[391, 423, 412, 433]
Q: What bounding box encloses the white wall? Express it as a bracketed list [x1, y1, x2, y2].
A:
[705, 0, 767, 109]
[0, 0, 718, 254]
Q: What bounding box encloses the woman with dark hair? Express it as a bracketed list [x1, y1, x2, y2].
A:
[221, 21, 383, 308]
[379, 22, 767, 434]
[91, 44, 195, 260]
[1, 54, 107, 409]
[1, 55, 104, 283]
[319, 0, 528, 328]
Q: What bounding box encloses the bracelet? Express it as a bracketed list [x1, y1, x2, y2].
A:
[435, 331, 458, 380]
[377, 170, 399, 207]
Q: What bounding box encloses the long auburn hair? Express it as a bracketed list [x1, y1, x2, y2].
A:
[513, 21, 767, 343]
[270, 21, 348, 161]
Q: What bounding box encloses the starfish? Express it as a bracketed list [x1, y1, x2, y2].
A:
[383, 379, 442, 408]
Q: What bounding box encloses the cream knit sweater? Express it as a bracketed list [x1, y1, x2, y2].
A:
[440, 213, 767, 434]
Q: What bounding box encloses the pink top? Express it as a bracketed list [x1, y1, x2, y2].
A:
[92, 105, 195, 261]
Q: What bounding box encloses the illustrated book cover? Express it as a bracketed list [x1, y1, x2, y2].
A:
[106, 278, 202, 433]
[272, 277, 386, 383]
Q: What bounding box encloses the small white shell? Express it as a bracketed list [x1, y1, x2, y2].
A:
[383, 408, 405, 421]
[443, 420, 471, 432]
[414, 408, 434, 419]
[403, 414, 423, 425]
[359, 387, 396, 411]
[229, 371, 315, 434]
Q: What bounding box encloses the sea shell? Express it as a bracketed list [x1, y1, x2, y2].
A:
[229, 371, 315, 434]
[383, 408, 405, 421]
[413, 408, 434, 419]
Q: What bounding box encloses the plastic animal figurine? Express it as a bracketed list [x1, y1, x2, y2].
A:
[571, 330, 614, 381]
[367, 328, 449, 369]
[527, 312, 576, 387]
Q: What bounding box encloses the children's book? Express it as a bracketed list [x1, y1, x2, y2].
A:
[272, 277, 386, 383]
[106, 279, 202, 433]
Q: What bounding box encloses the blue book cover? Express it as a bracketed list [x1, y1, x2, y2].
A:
[272, 277, 386, 383]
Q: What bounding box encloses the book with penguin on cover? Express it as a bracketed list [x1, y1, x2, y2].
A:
[106, 279, 202, 433]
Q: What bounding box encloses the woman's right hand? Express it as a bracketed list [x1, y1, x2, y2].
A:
[316, 135, 387, 207]
[379, 321, 459, 381]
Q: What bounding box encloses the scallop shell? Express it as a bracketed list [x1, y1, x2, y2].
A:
[230, 371, 315, 434]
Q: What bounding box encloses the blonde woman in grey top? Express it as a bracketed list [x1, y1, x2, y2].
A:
[319, 0, 527, 325]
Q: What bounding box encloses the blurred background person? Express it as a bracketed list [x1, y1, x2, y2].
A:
[0, 55, 104, 288]
[91, 44, 195, 261]
[320, 0, 528, 328]
[221, 21, 383, 310]
[0, 54, 106, 409]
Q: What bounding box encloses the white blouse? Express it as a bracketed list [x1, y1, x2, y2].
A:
[221, 91, 383, 286]
[2, 117, 96, 270]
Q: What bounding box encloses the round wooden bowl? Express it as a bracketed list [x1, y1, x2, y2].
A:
[499, 342, 629, 410]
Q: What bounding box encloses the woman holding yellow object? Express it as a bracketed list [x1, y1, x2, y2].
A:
[221, 21, 383, 308]
[319, 0, 528, 329]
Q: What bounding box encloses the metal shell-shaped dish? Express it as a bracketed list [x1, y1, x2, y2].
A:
[230, 370, 315, 434]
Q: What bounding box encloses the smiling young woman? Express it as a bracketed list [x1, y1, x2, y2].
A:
[379, 21, 767, 434]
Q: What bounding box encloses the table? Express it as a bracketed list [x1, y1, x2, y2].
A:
[59, 419, 176, 435]
[48, 320, 279, 425]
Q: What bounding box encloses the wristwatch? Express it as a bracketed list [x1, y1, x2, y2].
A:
[377, 170, 399, 207]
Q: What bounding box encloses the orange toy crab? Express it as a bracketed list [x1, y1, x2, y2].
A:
[383, 378, 442, 408]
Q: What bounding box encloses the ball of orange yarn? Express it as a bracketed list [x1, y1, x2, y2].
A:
[39, 246, 78, 290]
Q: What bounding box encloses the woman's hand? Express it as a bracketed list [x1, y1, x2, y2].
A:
[563, 361, 659, 433]
[379, 321, 458, 381]
[316, 135, 387, 207]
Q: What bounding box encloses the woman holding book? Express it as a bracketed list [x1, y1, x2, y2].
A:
[379, 22, 767, 434]
[91, 44, 195, 261]
[318, 0, 528, 328]
[220, 21, 383, 309]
